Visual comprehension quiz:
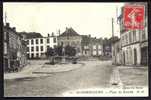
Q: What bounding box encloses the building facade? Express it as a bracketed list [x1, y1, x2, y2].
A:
[26, 33, 57, 58]
[103, 38, 112, 57]
[81, 35, 103, 56]
[119, 3, 148, 66]
[3, 24, 9, 72]
[90, 37, 103, 56]
[58, 27, 82, 56]
[3, 23, 27, 72]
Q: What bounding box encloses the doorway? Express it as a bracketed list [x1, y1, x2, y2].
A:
[141, 47, 148, 65]
[123, 52, 125, 65]
[134, 48, 137, 65]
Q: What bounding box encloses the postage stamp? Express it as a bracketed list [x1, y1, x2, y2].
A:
[124, 5, 145, 30]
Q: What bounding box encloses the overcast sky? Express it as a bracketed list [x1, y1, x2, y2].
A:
[3, 3, 124, 38]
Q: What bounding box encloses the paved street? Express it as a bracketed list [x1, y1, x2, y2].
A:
[4, 60, 114, 97]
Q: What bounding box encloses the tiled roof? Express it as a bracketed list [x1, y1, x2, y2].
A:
[59, 27, 80, 37]
[19, 32, 43, 39]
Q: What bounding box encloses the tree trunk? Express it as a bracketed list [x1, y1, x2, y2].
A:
[49, 56, 55, 65]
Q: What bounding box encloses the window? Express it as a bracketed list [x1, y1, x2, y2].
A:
[31, 47, 34, 51]
[98, 45, 101, 49]
[53, 38, 56, 43]
[142, 30, 146, 40]
[36, 53, 39, 58]
[129, 32, 132, 43]
[27, 40, 29, 44]
[126, 35, 128, 44]
[31, 39, 34, 44]
[4, 32, 7, 40]
[47, 46, 49, 50]
[4, 42, 7, 54]
[31, 53, 34, 58]
[40, 39, 43, 44]
[122, 36, 124, 46]
[133, 30, 136, 42]
[27, 47, 29, 52]
[27, 54, 30, 58]
[36, 39, 38, 44]
[41, 46, 43, 51]
[85, 51, 87, 54]
[93, 51, 97, 55]
[61, 42, 63, 46]
[41, 53, 45, 56]
[93, 45, 96, 49]
[47, 38, 49, 43]
[36, 46, 39, 51]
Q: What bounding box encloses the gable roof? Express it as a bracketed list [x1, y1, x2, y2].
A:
[18, 32, 43, 39]
[59, 27, 80, 37]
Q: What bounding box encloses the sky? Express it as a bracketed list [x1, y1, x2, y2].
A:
[3, 3, 124, 38]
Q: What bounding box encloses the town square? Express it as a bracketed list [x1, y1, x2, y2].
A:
[3, 2, 148, 97]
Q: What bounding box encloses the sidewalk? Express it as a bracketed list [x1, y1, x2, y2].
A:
[4, 63, 45, 80]
[118, 66, 148, 86]
[4, 60, 49, 80]
[110, 65, 148, 87]
[4, 60, 84, 80]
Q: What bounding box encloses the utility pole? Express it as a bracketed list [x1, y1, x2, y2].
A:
[112, 18, 114, 38]
[4, 12, 7, 25]
[116, 6, 118, 24]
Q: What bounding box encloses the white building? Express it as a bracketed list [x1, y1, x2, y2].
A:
[26, 35, 57, 58]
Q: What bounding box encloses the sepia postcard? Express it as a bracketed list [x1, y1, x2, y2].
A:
[3, 2, 148, 97]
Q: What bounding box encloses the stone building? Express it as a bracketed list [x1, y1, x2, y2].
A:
[119, 3, 148, 66]
[102, 38, 112, 57]
[90, 37, 103, 56]
[3, 23, 27, 72]
[3, 24, 9, 72]
[81, 35, 91, 56]
[81, 35, 103, 56]
[58, 27, 82, 56]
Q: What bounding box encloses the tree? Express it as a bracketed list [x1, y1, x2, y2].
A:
[46, 47, 56, 64]
[65, 45, 76, 56]
[54, 45, 63, 56]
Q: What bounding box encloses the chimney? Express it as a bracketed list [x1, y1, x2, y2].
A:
[66, 27, 68, 31]
[89, 34, 91, 38]
[6, 23, 9, 27]
[12, 27, 16, 31]
[48, 33, 50, 37]
[51, 32, 54, 36]
[58, 30, 60, 36]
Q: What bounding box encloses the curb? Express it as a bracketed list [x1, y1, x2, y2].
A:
[32, 63, 84, 74]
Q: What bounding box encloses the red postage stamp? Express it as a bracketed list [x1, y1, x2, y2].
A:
[124, 5, 145, 30]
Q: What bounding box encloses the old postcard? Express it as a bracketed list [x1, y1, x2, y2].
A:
[3, 2, 148, 97]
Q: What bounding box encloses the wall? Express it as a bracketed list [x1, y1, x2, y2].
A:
[27, 36, 57, 58]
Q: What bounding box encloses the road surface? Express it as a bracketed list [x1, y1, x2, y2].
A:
[4, 60, 114, 97]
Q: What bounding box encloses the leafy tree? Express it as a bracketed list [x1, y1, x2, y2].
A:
[46, 47, 56, 64]
[54, 45, 63, 56]
[65, 45, 76, 56]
